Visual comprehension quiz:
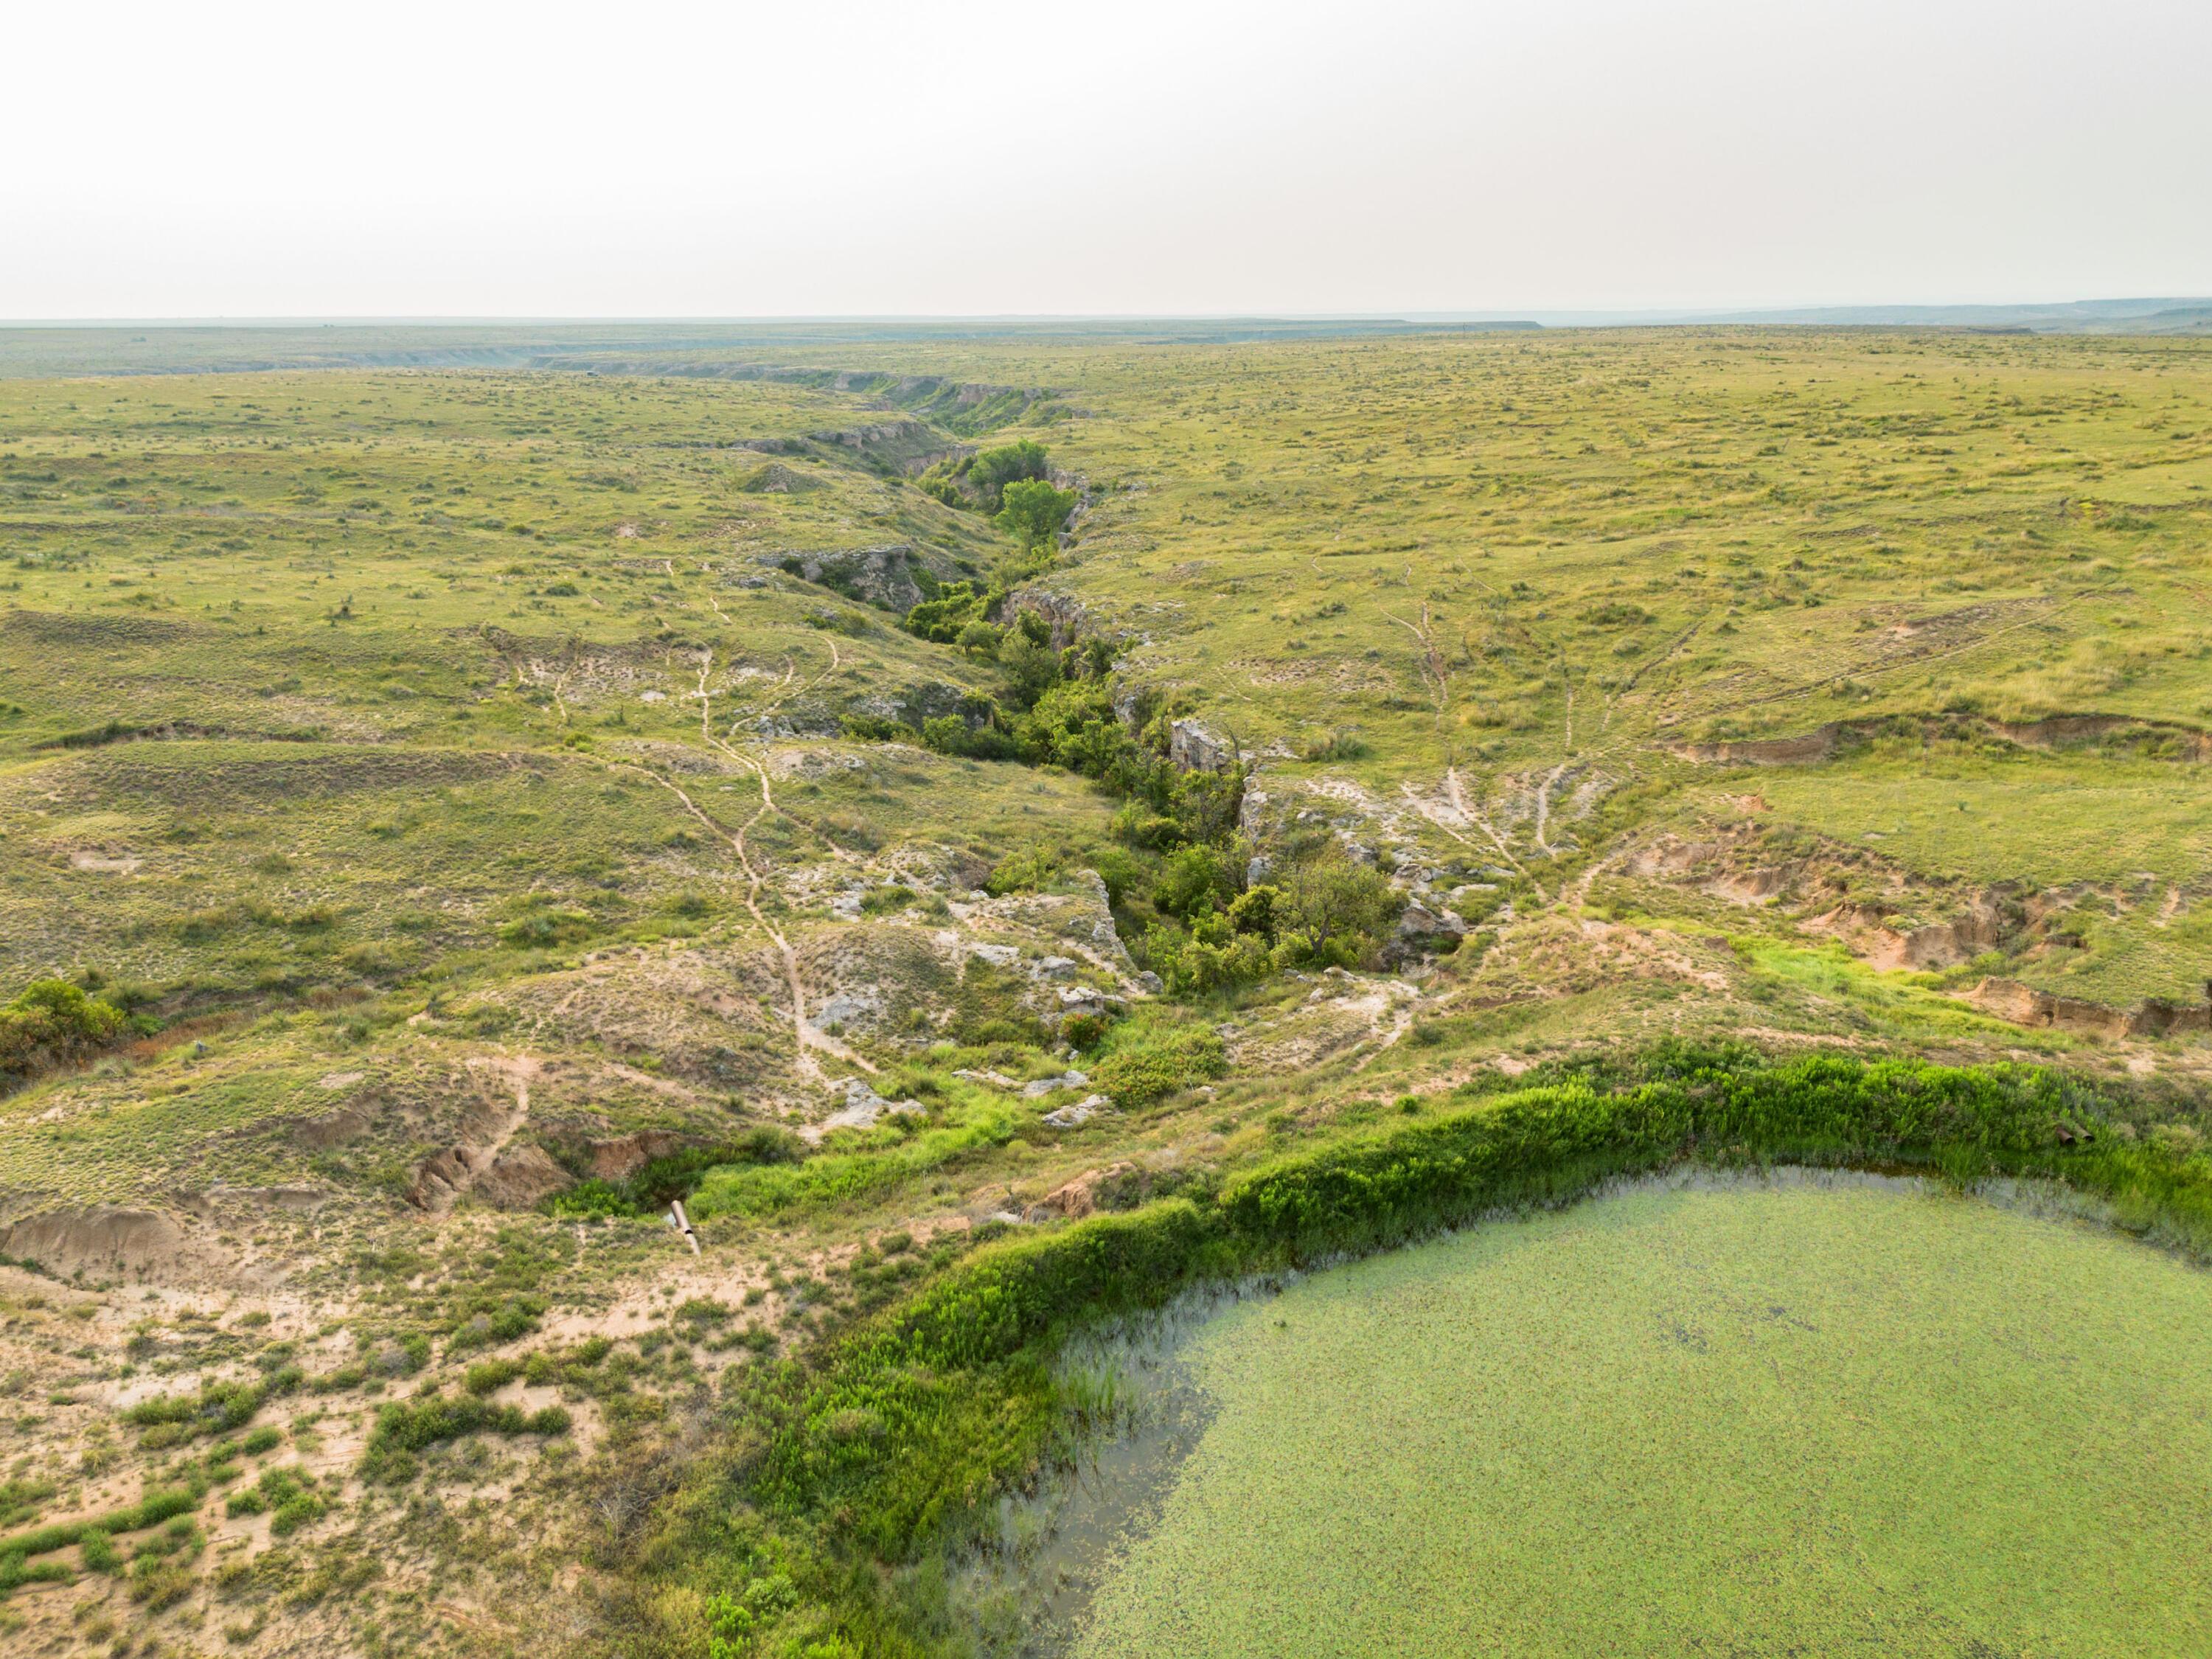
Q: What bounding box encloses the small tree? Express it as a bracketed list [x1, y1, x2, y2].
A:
[965, 439, 1050, 512]
[998, 630, 1062, 708]
[995, 479, 1077, 554]
[1279, 856, 1405, 966]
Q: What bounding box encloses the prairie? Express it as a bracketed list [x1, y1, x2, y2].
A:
[0, 322, 2208, 1657]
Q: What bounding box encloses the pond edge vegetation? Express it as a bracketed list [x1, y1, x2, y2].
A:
[601, 1043, 2212, 1659]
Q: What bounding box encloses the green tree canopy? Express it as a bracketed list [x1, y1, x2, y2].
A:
[965, 439, 1050, 512]
[998, 629, 1063, 707]
[954, 619, 1003, 658]
[995, 478, 1077, 552]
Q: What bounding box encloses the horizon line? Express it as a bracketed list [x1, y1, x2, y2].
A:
[3, 296, 2210, 330]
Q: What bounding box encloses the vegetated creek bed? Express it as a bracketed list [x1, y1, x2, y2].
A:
[961, 1168, 2212, 1658]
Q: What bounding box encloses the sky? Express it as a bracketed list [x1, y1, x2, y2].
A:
[7, 0, 2209, 319]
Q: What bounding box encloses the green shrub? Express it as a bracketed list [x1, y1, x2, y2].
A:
[0, 978, 130, 1088]
[445, 1298, 543, 1353]
[0, 1486, 198, 1568]
[462, 1357, 525, 1397]
[1091, 1019, 1229, 1108]
[77, 1527, 120, 1573]
[361, 1397, 570, 1483]
[123, 1368, 301, 1447]
[902, 580, 992, 644]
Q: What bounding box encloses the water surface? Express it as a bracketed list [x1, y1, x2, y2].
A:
[1041, 1170, 2212, 1658]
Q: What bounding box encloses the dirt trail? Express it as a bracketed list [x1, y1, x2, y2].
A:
[1562, 850, 1620, 913]
[705, 638, 857, 860]
[1531, 759, 1576, 857]
[1448, 766, 1542, 897]
[464, 1056, 535, 1159]
[621, 765, 876, 1080]
[1604, 610, 1709, 731]
[1382, 602, 1450, 716]
[693, 649, 717, 743]
[1653, 595, 2066, 734]
[663, 639, 876, 1078]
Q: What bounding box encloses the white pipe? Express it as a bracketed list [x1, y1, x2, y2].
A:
[669, 1200, 700, 1254]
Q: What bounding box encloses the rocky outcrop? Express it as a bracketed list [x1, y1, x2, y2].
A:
[408, 1142, 572, 1212]
[845, 678, 968, 731]
[1003, 588, 1116, 650]
[1669, 726, 1844, 765]
[1388, 900, 1468, 962]
[809, 1079, 925, 1141]
[732, 416, 953, 471]
[1169, 719, 1237, 773]
[1627, 838, 1723, 877]
[770, 544, 956, 614]
[470, 1147, 571, 1208]
[1043, 1095, 1111, 1128]
[1862, 891, 2015, 970]
[1024, 1162, 1135, 1222]
[1967, 978, 2212, 1037]
[1986, 714, 2212, 760]
[1709, 865, 1804, 904]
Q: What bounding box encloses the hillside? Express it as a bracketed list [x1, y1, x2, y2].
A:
[1, 324, 2209, 1657]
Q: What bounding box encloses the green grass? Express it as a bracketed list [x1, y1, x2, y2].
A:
[1732, 742, 2212, 1003]
[689, 1102, 1023, 1222]
[5, 331, 2209, 1029]
[1752, 747, 2212, 886]
[1071, 1175, 2212, 1658]
[1728, 934, 2052, 1040]
[0, 1484, 201, 1599]
[360, 1394, 571, 1484]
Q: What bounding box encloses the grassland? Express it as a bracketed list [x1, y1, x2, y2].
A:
[0, 322, 2208, 1658]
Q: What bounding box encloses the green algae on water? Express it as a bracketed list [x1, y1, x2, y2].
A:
[1065, 1171, 2212, 1658]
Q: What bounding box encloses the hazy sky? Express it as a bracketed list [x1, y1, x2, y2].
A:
[10, 0, 2208, 319]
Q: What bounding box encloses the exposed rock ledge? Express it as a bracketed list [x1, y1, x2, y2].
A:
[1966, 978, 2212, 1039]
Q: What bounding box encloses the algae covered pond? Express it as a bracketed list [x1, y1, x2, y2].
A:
[1057, 1174, 2212, 1658]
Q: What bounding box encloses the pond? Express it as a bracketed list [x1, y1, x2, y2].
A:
[991, 1169, 2212, 1658]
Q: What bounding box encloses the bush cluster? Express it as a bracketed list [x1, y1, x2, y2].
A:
[361, 1396, 571, 1484]
[122, 1366, 302, 1448]
[1141, 846, 1406, 992]
[0, 978, 134, 1089]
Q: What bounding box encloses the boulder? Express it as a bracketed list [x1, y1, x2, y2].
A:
[1169, 719, 1237, 774]
[1043, 1094, 1112, 1129]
